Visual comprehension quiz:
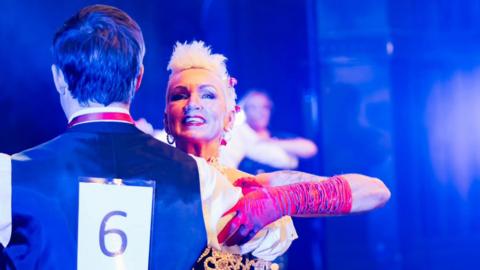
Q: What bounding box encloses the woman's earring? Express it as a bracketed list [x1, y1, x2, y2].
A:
[167, 133, 175, 145]
[163, 116, 175, 145]
[221, 131, 231, 146]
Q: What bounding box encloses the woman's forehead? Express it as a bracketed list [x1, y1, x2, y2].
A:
[168, 68, 224, 88]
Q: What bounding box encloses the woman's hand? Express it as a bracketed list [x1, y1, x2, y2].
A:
[233, 177, 263, 195]
[217, 177, 279, 246]
[217, 186, 283, 247]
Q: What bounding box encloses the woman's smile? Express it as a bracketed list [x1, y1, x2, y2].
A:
[182, 115, 206, 126]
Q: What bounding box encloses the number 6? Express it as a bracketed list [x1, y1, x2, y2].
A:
[99, 211, 128, 257]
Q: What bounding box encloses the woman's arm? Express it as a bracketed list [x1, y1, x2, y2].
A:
[255, 170, 328, 186]
[219, 173, 390, 246]
[247, 171, 389, 213]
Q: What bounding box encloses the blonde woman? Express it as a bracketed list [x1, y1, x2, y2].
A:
[162, 41, 391, 269]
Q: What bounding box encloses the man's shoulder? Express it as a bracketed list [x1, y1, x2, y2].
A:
[11, 130, 200, 181]
[13, 133, 70, 161]
[117, 131, 195, 164]
[12, 128, 177, 159]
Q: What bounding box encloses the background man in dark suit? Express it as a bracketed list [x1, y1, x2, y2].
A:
[1, 5, 206, 269]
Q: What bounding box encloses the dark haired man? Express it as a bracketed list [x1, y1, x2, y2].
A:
[0, 5, 207, 269]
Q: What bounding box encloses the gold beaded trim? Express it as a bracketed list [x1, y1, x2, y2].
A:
[195, 247, 273, 270]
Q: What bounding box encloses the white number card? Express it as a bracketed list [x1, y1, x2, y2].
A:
[77, 178, 155, 270]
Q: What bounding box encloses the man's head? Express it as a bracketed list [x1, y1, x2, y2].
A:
[51, 4, 145, 111]
[240, 90, 272, 132]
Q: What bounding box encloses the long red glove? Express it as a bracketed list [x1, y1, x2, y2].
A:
[232, 177, 263, 195]
[218, 176, 352, 246]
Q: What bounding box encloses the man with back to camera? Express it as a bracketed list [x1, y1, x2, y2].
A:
[0, 5, 208, 269]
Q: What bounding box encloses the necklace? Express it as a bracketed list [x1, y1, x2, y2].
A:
[206, 156, 226, 175]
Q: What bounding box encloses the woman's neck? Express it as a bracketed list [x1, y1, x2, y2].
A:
[176, 139, 220, 161]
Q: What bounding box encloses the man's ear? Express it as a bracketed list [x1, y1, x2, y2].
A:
[51, 64, 68, 95]
[135, 65, 144, 91]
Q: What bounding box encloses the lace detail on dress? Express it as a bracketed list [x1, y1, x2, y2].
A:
[193, 247, 274, 270]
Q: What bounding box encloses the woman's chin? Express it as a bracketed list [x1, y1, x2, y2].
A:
[179, 133, 217, 144]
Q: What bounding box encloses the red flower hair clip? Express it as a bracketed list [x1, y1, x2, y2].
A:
[229, 77, 237, 87]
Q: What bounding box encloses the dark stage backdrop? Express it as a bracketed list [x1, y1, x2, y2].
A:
[2, 1, 480, 269]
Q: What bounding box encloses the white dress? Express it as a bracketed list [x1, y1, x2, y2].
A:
[194, 156, 298, 261]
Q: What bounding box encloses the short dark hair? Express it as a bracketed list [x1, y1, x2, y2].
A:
[240, 89, 273, 110]
[52, 5, 145, 106]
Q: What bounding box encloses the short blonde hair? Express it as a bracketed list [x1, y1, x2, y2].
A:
[166, 41, 237, 111]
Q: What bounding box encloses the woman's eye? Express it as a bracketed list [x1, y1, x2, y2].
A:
[170, 93, 188, 101]
[202, 92, 216, 99]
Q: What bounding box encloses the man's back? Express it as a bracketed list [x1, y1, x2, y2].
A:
[5, 122, 206, 269]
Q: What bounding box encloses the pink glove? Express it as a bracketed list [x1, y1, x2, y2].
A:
[233, 177, 263, 195]
[218, 176, 352, 246]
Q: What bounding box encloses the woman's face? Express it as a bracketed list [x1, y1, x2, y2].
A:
[165, 68, 232, 145]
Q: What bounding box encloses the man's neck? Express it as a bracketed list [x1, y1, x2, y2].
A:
[246, 123, 270, 139]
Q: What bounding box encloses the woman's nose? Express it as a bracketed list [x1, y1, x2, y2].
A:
[184, 94, 202, 112]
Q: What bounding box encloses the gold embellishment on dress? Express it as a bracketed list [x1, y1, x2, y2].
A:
[200, 247, 273, 270]
[197, 247, 211, 262]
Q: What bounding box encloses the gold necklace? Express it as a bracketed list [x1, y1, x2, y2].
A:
[206, 156, 226, 175]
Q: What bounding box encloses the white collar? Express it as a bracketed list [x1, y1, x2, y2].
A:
[68, 107, 131, 123]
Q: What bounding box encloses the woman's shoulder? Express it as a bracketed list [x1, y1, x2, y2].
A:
[223, 167, 253, 183]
